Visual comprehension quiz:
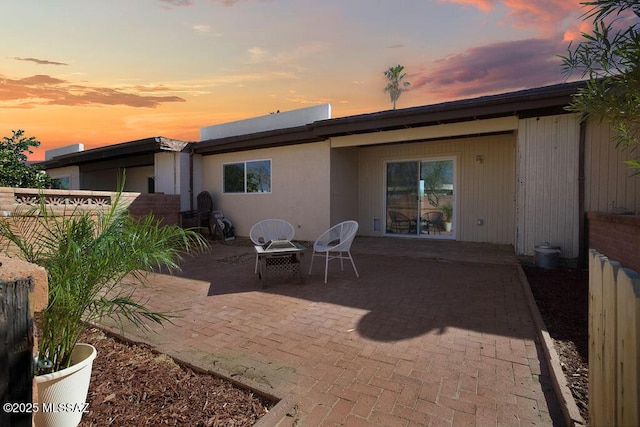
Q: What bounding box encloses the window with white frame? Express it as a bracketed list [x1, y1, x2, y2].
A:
[223, 159, 271, 193]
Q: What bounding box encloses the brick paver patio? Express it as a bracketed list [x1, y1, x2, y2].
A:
[101, 237, 564, 426]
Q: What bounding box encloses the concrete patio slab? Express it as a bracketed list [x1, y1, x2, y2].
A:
[99, 237, 568, 426]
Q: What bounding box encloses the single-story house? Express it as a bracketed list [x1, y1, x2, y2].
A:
[41, 81, 640, 265]
[42, 137, 193, 210]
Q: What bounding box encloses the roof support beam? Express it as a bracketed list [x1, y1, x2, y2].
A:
[329, 116, 519, 148]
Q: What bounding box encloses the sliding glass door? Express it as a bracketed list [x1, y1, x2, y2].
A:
[385, 158, 455, 238]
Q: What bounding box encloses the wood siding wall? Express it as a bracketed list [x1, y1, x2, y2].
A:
[516, 114, 581, 258]
[357, 134, 516, 244]
[585, 119, 640, 213]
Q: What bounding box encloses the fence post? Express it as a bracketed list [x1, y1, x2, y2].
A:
[616, 268, 640, 426]
[0, 276, 34, 427]
[0, 256, 48, 427]
[589, 249, 606, 426]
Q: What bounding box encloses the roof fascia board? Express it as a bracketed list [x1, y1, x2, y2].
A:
[78, 154, 154, 173]
[330, 116, 519, 148]
[194, 126, 323, 155]
[313, 84, 580, 136]
[40, 137, 188, 169]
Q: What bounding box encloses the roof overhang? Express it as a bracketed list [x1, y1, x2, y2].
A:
[312, 81, 585, 137]
[194, 125, 326, 155]
[40, 137, 190, 169]
[329, 116, 519, 148]
[192, 80, 586, 155]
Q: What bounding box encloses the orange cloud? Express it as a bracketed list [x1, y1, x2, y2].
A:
[0, 74, 186, 108]
[564, 20, 592, 42]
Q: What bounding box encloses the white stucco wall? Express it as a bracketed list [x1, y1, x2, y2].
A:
[46, 166, 80, 190]
[154, 151, 191, 210]
[200, 104, 331, 141]
[330, 148, 359, 225]
[123, 165, 154, 193]
[201, 141, 331, 241]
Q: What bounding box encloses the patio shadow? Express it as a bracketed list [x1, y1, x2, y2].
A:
[170, 240, 533, 343]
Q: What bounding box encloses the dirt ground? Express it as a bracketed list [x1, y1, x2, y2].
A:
[78, 328, 275, 427]
[522, 264, 589, 425]
[72, 263, 589, 426]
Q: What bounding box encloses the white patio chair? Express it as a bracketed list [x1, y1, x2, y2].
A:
[309, 220, 359, 283]
[250, 219, 296, 273]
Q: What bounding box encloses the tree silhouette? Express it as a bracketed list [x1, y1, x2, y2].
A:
[384, 65, 411, 110]
[561, 0, 640, 171]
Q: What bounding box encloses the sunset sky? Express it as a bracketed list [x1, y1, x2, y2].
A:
[2, 0, 590, 160]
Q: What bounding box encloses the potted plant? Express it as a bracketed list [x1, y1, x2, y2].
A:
[0, 189, 207, 427]
[441, 203, 453, 232]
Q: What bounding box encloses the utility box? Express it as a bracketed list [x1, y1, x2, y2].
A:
[534, 244, 561, 269]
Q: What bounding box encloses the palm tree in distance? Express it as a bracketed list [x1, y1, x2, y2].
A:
[384, 64, 410, 110]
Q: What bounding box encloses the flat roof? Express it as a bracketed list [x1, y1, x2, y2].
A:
[194, 80, 586, 155]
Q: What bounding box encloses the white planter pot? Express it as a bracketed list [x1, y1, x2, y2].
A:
[445, 222, 452, 232]
[34, 343, 97, 427]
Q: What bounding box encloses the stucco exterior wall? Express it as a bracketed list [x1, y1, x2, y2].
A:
[201, 141, 331, 241]
[46, 166, 80, 190]
[124, 165, 154, 193]
[516, 114, 580, 259]
[356, 133, 516, 244]
[154, 151, 191, 211]
[330, 148, 359, 225]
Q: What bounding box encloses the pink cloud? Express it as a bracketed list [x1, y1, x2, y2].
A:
[0, 74, 185, 108]
[502, 0, 582, 34]
[443, 0, 494, 12]
[441, 0, 583, 35]
[411, 37, 567, 100]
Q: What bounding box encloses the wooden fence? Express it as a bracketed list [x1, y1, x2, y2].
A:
[589, 249, 640, 426]
[0, 276, 34, 427]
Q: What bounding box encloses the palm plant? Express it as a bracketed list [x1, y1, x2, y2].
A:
[0, 190, 208, 374]
[441, 203, 453, 223]
[384, 65, 411, 110]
